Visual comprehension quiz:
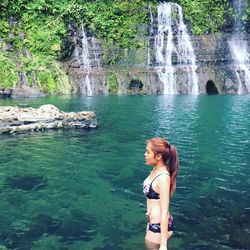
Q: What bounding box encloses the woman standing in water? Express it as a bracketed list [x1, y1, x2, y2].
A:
[143, 138, 179, 250]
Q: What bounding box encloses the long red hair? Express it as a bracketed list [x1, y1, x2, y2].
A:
[146, 137, 179, 193]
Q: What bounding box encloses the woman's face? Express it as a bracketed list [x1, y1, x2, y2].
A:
[145, 143, 157, 166]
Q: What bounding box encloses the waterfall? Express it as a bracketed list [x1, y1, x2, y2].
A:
[228, 0, 250, 94]
[91, 37, 100, 68]
[154, 2, 199, 94]
[80, 22, 93, 96]
[147, 5, 154, 67]
[176, 4, 199, 94]
[72, 37, 81, 66]
[155, 3, 176, 94]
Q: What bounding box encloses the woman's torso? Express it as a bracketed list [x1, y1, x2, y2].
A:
[143, 171, 170, 223]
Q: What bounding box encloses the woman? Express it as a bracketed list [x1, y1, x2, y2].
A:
[143, 138, 179, 250]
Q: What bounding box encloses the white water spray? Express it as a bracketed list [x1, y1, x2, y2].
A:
[91, 37, 100, 68]
[147, 5, 154, 67]
[228, 0, 250, 94]
[176, 4, 199, 94]
[155, 3, 176, 94]
[155, 2, 199, 94]
[80, 22, 93, 96]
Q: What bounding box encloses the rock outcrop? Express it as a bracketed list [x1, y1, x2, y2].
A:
[11, 85, 45, 98]
[0, 88, 12, 98]
[0, 104, 97, 133]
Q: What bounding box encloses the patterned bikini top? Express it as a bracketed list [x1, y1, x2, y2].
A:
[143, 172, 169, 200]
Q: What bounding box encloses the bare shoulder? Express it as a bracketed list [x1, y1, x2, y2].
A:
[158, 172, 170, 184]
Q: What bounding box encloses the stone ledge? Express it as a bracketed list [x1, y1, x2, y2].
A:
[0, 104, 98, 133]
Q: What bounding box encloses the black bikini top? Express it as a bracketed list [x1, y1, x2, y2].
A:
[143, 172, 169, 200]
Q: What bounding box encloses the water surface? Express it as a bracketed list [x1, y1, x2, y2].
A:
[0, 95, 249, 250]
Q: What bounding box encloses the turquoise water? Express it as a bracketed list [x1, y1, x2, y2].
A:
[0, 95, 250, 250]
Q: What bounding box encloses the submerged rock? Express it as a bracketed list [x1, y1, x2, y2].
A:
[0, 104, 97, 133]
[4, 175, 48, 191]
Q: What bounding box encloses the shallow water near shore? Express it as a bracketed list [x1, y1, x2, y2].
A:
[0, 95, 250, 250]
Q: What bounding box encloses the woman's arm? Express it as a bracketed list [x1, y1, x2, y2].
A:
[158, 174, 171, 250]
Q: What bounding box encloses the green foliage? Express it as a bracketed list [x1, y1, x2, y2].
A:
[23, 16, 66, 57]
[0, 19, 10, 37]
[37, 71, 57, 93]
[0, 0, 69, 93]
[107, 72, 118, 93]
[62, 0, 151, 49]
[0, 51, 19, 89]
[240, 6, 250, 29]
[23, 56, 62, 93]
[178, 0, 230, 35]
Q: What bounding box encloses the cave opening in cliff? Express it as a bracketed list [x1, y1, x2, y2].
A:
[206, 80, 219, 95]
[129, 80, 143, 90]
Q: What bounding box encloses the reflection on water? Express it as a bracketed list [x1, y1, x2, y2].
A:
[0, 95, 249, 249]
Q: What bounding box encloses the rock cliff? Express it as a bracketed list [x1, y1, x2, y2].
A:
[1, 15, 249, 96]
[65, 24, 250, 95]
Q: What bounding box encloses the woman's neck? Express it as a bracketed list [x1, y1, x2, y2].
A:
[153, 162, 167, 173]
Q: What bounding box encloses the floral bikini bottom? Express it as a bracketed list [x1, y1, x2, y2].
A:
[148, 214, 174, 233]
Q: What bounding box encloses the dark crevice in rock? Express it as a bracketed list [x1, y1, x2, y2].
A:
[206, 80, 219, 95]
[129, 79, 143, 90]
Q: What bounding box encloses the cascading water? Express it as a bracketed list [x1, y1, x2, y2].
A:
[147, 5, 154, 67]
[80, 22, 93, 96]
[72, 37, 81, 66]
[176, 4, 199, 94]
[154, 2, 199, 94]
[155, 3, 176, 94]
[228, 0, 250, 94]
[91, 37, 100, 68]
[230, 39, 250, 94]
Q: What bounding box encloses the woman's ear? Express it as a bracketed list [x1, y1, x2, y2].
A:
[156, 154, 162, 161]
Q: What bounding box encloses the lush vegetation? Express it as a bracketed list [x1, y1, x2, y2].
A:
[107, 72, 118, 94]
[178, 0, 249, 34]
[178, 0, 230, 34]
[0, 0, 70, 92]
[0, 0, 249, 93]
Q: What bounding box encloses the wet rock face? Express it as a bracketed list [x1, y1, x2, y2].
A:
[66, 25, 250, 95]
[11, 85, 45, 98]
[0, 104, 98, 133]
[0, 88, 12, 98]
